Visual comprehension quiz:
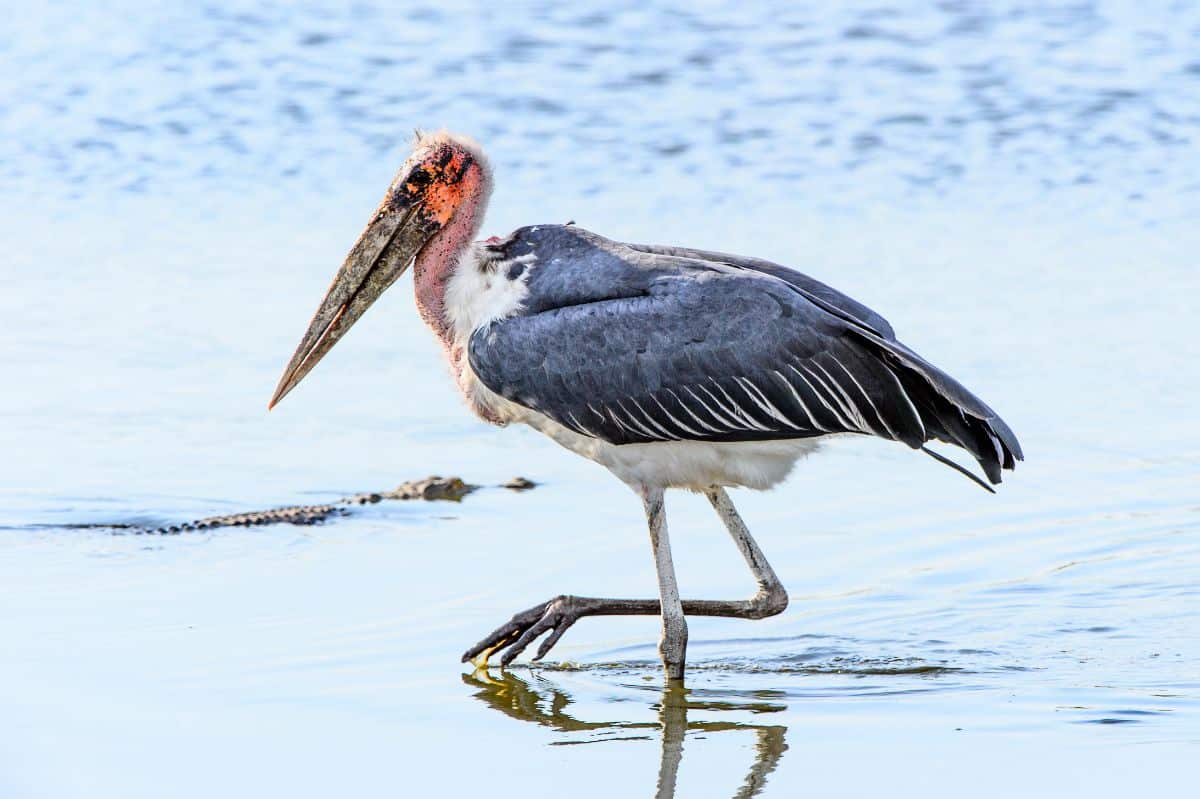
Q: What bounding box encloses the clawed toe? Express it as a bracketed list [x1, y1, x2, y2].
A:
[462, 595, 583, 668]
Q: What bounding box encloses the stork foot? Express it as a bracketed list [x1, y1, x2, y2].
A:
[462, 594, 587, 668]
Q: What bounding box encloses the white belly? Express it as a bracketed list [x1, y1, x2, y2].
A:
[533, 406, 820, 490]
[587, 433, 821, 491]
[463, 366, 822, 491]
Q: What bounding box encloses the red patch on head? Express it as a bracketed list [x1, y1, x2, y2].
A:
[405, 146, 479, 226]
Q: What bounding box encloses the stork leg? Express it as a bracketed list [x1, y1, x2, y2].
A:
[702, 486, 789, 617]
[644, 485, 689, 679]
[461, 486, 789, 676]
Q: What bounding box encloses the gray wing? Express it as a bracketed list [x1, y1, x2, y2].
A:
[624, 242, 897, 340]
[471, 271, 921, 445]
[470, 225, 1021, 484]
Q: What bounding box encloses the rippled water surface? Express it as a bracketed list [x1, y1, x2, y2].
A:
[2, 2, 1198, 797]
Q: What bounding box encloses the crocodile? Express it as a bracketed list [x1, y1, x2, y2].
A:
[66, 475, 536, 535]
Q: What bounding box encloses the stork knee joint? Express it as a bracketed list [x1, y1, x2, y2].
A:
[748, 586, 789, 619]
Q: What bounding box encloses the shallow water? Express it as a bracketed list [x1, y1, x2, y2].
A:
[2, 2, 1198, 796]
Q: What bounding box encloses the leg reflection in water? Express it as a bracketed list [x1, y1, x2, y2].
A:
[463, 670, 788, 799]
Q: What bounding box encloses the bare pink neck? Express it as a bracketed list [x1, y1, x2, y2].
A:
[412, 165, 489, 353]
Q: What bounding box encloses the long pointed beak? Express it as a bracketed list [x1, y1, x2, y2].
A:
[268, 202, 437, 409]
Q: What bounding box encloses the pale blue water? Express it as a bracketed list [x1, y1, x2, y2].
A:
[2, 2, 1198, 797]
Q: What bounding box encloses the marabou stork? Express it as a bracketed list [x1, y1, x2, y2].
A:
[270, 131, 1022, 679]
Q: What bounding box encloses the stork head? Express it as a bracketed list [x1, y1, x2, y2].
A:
[269, 131, 490, 409]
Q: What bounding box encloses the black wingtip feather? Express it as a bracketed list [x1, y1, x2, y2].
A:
[920, 446, 996, 494]
[987, 413, 1024, 464]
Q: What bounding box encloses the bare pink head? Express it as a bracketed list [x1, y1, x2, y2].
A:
[269, 131, 492, 408]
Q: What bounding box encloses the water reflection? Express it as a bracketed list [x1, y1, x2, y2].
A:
[464, 670, 788, 798]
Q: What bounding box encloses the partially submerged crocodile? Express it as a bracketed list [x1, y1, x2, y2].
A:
[69, 475, 536, 535]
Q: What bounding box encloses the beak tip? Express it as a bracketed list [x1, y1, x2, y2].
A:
[268, 192, 417, 418]
[267, 382, 290, 412]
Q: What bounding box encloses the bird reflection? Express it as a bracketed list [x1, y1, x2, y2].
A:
[463, 670, 788, 798]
